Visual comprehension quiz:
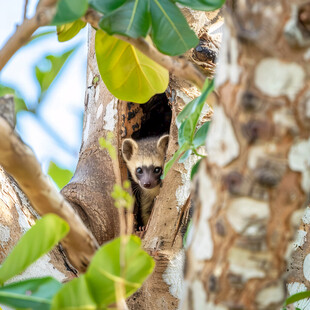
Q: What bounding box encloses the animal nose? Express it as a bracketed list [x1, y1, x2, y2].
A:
[143, 182, 151, 188]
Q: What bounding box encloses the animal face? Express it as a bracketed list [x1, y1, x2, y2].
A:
[122, 135, 169, 190]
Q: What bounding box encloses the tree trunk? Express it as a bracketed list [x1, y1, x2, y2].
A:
[61, 11, 221, 309]
[181, 1, 310, 309]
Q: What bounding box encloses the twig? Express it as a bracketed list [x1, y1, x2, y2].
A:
[0, 0, 58, 71]
[172, 194, 191, 246]
[23, 0, 29, 21]
[0, 113, 99, 271]
[83, 9, 208, 89]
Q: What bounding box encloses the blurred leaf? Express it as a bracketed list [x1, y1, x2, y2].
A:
[48, 162, 73, 189]
[51, 275, 97, 310]
[0, 277, 62, 310]
[163, 143, 189, 178]
[150, 0, 198, 55]
[174, 0, 226, 11]
[52, 0, 88, 25]
[53, 236, 154, 308]
[86, 235, 154, 307]
[179, 149, 192, 163]
[176, 79, 212, 128]
[284, 291, 310, 306]
[176, 99, 195, 129]
[29, 30, 56, 45]
[192, 122, 210, 148]
[95, 30, 168, 103]
[99, 136, 117, 160]
[0, 85, 28, 113]
[178, 117, 194, 147]
[0, 214, 69, 285]
[35, 47, 77, 102]
[57, 20, 86, 42]
[89, 0, 126, 13]
[190, 158, 202, 180]
[99, 0, 151, 38]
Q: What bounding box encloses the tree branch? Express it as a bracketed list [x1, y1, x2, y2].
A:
[83, 9, 208, 89]
[0, 101, 98, 271]
[0, 0, 58, 71]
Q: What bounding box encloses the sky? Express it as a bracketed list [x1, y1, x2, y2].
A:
[0, 0, 88, 172]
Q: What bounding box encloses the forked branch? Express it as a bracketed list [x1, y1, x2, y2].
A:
[0, 0, 58, 71]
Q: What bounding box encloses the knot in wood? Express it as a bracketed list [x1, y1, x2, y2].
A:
[240, 91, 261, 112]
[193, 40, 217, 63]
[299, 3, 310, 33]
[254, 167, 281, 187]
[223, 171, 243, 194]
[241, 120, 270, 144]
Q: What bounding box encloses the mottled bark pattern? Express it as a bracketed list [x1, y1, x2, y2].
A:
[182, 1, 310, 309]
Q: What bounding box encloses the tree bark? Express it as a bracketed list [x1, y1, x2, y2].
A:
[181, 1, 310, 309]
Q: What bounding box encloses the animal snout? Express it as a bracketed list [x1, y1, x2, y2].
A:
[143, 182, 152, 188]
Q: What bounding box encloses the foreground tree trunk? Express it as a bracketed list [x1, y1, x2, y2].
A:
[181, 1, 310, 309]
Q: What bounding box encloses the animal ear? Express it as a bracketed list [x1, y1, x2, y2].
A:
[122, 139, 138, 162]
[157, 134, 169, 154]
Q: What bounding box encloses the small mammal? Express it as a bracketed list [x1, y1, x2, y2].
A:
[122, 135, 169, 227]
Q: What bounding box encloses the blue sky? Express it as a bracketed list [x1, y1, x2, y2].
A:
[0, 0, 88, 172]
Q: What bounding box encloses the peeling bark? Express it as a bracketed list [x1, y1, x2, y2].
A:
[182, 1, 310, 309]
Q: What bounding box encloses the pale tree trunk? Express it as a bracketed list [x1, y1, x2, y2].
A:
[181, 1, 310, 309]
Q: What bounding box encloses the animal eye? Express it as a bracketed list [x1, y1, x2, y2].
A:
[136, 167, 143, 174]
[154, 167, 162, 174]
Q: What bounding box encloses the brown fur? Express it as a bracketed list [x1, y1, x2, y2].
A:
[122, 135, 169, 225]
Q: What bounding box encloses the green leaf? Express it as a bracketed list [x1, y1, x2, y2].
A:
[176, 99, 195, 129]
[52, 236, 154, 308]
[284, 291, 310, 306]
[28, 30, 56, 45]
[150, 0, 198, 55]
[183, 219, 192, 247]
[57, 20, 86, 42]
[0, 214, 69, 284]
[95, 30, 168, 103]
[179, 149, 192, 163]
[178, 118, 194, 146]
[162, 143, 189, 178]
[52, 0, 88, 25]
[89, 0, 126, 14]
[0, 85, 28, 113]
[174, 0, 226, 11]
[48, 161, 73, 189]
[0, 277, 62, 310]
[35, 47, 76, 102]
[86, 235, 154, 307]
[192, 122, 210, 148]
[190, 158, 202, 180]
[176, 79, 212, 128]
[52, 276, 97, 310]
[99, 0, 151, 38]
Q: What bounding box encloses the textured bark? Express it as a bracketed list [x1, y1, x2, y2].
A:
[182, 1, 310, 310]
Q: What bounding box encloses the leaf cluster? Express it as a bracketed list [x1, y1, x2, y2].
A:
[163, 79, 214, 179]
[0, 215, 154, 310]
[53, 0, 225, 102]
